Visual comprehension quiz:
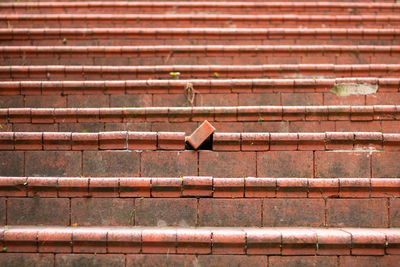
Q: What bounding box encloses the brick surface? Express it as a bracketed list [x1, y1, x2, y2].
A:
[0, 198, 5, 225]
[198, 255, 268, 267]
[71, 198, 134, 226]
[177, 228, 211, 254]
[182, 176, 212, 197]
[27, 177, 58, 197]
[142, 228, 176, 254]
[26, 151, 81, 177]
[135, 198, 196, 226]
[107, 229, 141, 254]
[339, 256, 400, 267]
[127, 255, 197, 267]
[212, 229, 246, 255]
[315, 151, 370, 178]
[38, 228, 72, 253]
[0, 254, 54, 267]
[141, 151, 197, 177]
[157, 132, 186, 150]
[213, 178, 244, 198]
[43, 132, 71, 151]
[72, 133, 99, 150]
[372, 152, 400, 178]
[0, 151, 24, 176]
[326, 199, 388, 227]
[199, 151, 256, 178]
[199, 199, 261, 227]
[119, 177, 150, 197]
[270, 256, 337, 267]
[390, 199, 400, 227]
[257, 151, 313, 178]
[127, 132, 156, 150]
[246, 229, 281, 255]
[7, 198, 69, 225]
[83, 151, 140, 177]
[263, 199, 325, 227]
[99, 131, 126, 150]
[57, 255, 124, 267]
[72, 228, 107, 253]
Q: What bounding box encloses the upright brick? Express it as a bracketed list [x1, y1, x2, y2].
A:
[83, 151, 140, 177]
[372, 152, 400, 178]
[199, 151, 256, 178]
[141, 151, 197, 177]
[26, 151, 81, 177]
[0, 198, 5, 225]
[390, 199, 400, 227]
[0, 254, 54, 267]
[339, 256, 400, 267]
[0, 151, 24, 176]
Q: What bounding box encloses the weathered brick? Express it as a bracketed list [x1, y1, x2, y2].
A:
[257, 151, 313, 178]
[72, 228, 107, 253]
[71, 198, 134, 226]
[339, 256, 400, 267]
[119, 178, 150, 198]
[390, 199, 400, 227]
[0, 151, 24, 176]
[56, 254, 124, 267]
[372, 152, 400, 178]
[246, 229, 281, 255]
[199, 151, 256, 178]
[326, 199, 388, 227]
[83, 151, 140, 177]
[7, 198, 69, 225]
[182, 176, 212, 197]
[315, 151, 370, 178]
[212, 229, 245, 255]
[270, 256, 337, 267]
[0, 198, 5, 225]
[199, 199, 261, 227]
[263, 199, 325, 227]
[26, 151, 81, 177]
[135, 198, 196, 227]
[142, 228, 176, 254]
[141, 151, 197, 177]
[127, 255, 197, 267]
[197, 255, 268, 267]
[177, 228, 211, 254]
[0, 254, 54, 267]
[107, 229, 141, 254]
[27, 177, 58, 197]
[38, 228, 72, 253]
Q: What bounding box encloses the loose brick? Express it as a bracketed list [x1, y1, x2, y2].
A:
[257, 151, 313, 178]
[199, 199, 261, 227]
[199, 151, 256, 178]
[198, 255, 268, 267]
[0, 254, 54, 267]
[26, 151, 81, 177]
[270, 256, 337, 267]
[141, 151, 197, 177]
[135, 198, 196, 226]
[186, 120, 216, 150]
[7, 198, 69, 225]
[83, 151, 140, 177]
[315, 151, 370, 178]
[263, 199, 325, 227]
[56, 254, 124, 267]
[71, 198, 134, 226]
[0, 152, 24, 176]
[127, 255, 197, 267]
[326, 199, 388, 227]
[372, 152, 400, 178]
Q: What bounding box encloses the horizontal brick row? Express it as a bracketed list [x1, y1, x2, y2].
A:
[1, 226, 400, 256]
[2, 28, 400, 40]
[1, 131, 399, 151]
[1, 14, 399, 28]
[0, 106, 398, 124]
[1, 176, 399, 198]
[0, 131, 186, 151]
[0, 2, 398, 14]
[2, 64, 399, 80]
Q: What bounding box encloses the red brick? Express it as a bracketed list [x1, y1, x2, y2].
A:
[241, 133, 269, 151]
[283, 106, 306, 121]
[4, 228, 38, 252]
[372, 152, 400, 178]
[153, 94, 189, 107]
[177, 228, 211, 254]
[313, 229, 351, 256]
[71, 198, 133, 226]
[0, 151, 24, 176]
[8, 198, 69, 225]
[182, 176, 212, 197]
[198, 255, 267, 267]
[54, 109, 77, 123]
[0, 132, 14, 150]
[383, 121, 400, 133]
[141, 151, 197, 177]
[27, 177, 57, 197]
[135, 198, 196, 226]
[336, 121, 381, 132]
[89, 177, 119, 197]
[192, 107, 214, 122]
[43, 132, 71, 150]
[213, 178, 244, 198]
[26, 95, 66, 108]
[263, 199, 325, 227]
[69, 95, 109, 108]
[306, 106, 328, 121]
[270, 256, 337, 267]
[324, 94, 365, 106]
[374, 105, 396, 120]
[390, 199, 400, 227]
[0, 254, 53, 267]
[339, 178, 370, 198]
[127, 132, 156, 150]
[281, 229, 317, 255]
[246, 229, 281, 255]
[168, 107, 192, 122]
[371, 178, 400, 198]
[315, 151, 370, 178]
[145, 107, 168, 122]
[344, 228, 385, 255]
[58, 177, 88, 197]
[15, 132, 42, 150]
[157, 132, 185, 150]
[197, 94, 237, 107]
[26, 151, 81, 177]
[186, 120, 215, 149]
[123, 108, 146, 122]
[215, 107, 237, 121]
[238, 93, 280, 106]
[0, 198, 5, 224]
[367, 93, 400, 105]
[9, 108, 31, 123]
[0, 177, 26, 197]
[76, 108, 100, 123]
[383, 134, 400, 151]
[212, 229, 245, 255]
[213, 133, 241, 151]
[151, 177, 182, 197]
[142, 228, 176, 254]
[354, 132, 383, 150]
[308, 178, 339, 198]
[290, 121, 335, 133]
[152, 122, 198, 135]
[380, 229, 400, 255]
[72, 228, 107, 253]
[339, 256, 400, 267]
[277, 178, 308, 197]
[298, 133, 325, 151]
[327, 105, 351, 121]
[99, 131, 126, 150]
[326, 199, 388, 227]
[257, 151, 313, 178]
[107, 229, 141, 254]
[282, 93, 323, 106]
[245, 177, 276, 198]
[56, 254, 124, 267]
[83, 151, 140, 177]
[119, 177, 150, 197]
[31, 108, 54, 124]
[199, 199, 261, 227]
[127, 255, 197, 266]
[326, 132, 354, 150]
[38, 228, 72, 253]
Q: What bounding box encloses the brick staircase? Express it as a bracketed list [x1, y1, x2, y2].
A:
[1, 0, 400, 266]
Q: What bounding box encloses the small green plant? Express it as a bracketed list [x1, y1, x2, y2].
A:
[82, 130, 87, 133]
[62, 38, 67, 44]
[23, 182, 28, 186]
[4, 226, 10, 230]
[258, 113, 264, 122]
[2, 247, 6, 252]
[214, 72, 219, 78]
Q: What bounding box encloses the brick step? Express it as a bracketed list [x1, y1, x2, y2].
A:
[1, 131, 399, 151]
[1, 2, 398, 15]
[1, 226, 399, 259]
[1, 149, 399, 178]
[2, 28, 399, 46]
[2, 14, 399, 28]
[3, 65, 400, 81]
[2, 45, 399, 65]
[1, 177, 399, 227]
